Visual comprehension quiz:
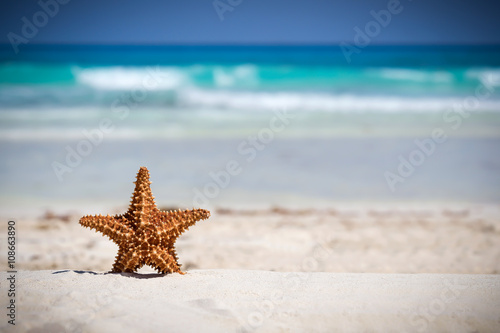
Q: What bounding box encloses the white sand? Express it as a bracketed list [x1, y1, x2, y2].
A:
[1, 203, 499, 331]
[1, 270, 499, 332]
[2, 204, 499, 274]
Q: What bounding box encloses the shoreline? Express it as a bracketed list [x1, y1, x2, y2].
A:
[2, 136, 500, 212]
[2, 200, 499, 220]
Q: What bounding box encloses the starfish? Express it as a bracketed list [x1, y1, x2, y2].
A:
[79, 166, 210, 274]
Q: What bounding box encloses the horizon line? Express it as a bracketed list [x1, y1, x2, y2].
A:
[1, 42, 500, 47]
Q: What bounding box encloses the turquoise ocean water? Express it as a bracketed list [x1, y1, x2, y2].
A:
[1, 45, 500, 214]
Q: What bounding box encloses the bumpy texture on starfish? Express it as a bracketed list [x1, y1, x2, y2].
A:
[79, 167, 210, 274]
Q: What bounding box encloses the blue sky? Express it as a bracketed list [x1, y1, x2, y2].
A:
[1, 0, 500, 45]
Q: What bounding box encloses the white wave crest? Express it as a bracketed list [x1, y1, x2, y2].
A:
[179, 89, 500, 113]
[74, 66, 190, 90]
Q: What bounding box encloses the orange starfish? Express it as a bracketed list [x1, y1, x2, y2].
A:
[79, 166, 210, 274]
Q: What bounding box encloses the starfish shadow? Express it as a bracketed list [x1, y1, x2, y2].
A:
[52, 270, 101, 275]
[52, 270, 166, 279]
[112, 272, 166, 279]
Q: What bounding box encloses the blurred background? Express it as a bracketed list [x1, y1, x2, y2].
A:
[1, 0, 500, 216]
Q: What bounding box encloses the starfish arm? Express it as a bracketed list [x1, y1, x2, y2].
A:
[112, 246, 145, 273]
[148, 247, 184, 274]
[79, 214, 134, 244]
[126, 167, 157, 222]
[168, 248, 180, 267]
[159, 208, 211, 240]
[111, 246, 128, 273]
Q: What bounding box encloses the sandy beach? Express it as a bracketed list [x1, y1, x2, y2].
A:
[1, 203, 499, 332]
[3, 203, 499, 274]
[2, 270, 499, 332]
